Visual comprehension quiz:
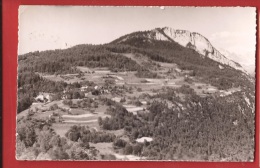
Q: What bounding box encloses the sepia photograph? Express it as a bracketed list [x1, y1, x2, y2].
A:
[16, 6, 256, 161]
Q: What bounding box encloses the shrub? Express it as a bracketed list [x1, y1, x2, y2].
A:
[50, 104, 59, 111]
[137, 88, 142, 92]
[102, 154, 116, 160]
[62, 99, 72, 106]
[134, 100, 142, 107]
[124, 143, 133, 155]
[113, 138, 127, 148]
[120, 97, 126, 103]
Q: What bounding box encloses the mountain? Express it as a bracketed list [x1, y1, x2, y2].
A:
[17, 27, 255, 161]
[111, 27, 246, 73]
[219, 49, 255, 77]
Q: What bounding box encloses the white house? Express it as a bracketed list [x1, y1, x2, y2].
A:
[136, 137, 153, 143]
[80, 86, 88, 92]
[35, 95, 45, 101]
[175, 68, 182, 73]
[35, 93, 51, 102]
[112, 97, 121, 103]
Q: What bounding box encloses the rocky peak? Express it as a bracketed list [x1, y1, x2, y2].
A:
[114, 27, 246, 73]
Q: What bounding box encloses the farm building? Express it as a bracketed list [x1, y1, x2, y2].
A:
[35, 93, 52, 103]
[136, 137, 153, 143]
[206, 87, 218, 94]
[112, 97, 121, 103]
[175, 68, 182, 73]
[80, 86, 88, 92]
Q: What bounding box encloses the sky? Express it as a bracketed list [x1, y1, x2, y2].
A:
[18, 6, 256, 67]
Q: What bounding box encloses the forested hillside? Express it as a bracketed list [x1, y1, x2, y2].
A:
[19, 40, 253, 91]
[17, 28, 255, 161]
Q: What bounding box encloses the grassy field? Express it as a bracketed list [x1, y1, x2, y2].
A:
[18, 61, 224, 136]
[18, 61, 233, 160]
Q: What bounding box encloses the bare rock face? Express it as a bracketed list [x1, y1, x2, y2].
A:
[156, 27, 245, 72]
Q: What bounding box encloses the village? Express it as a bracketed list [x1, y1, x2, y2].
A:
[19, 62, 242, 131]
[17, 55, 246, 161]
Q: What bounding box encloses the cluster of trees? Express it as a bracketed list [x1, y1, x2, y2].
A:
[63, 90, 85, 100]
[17, 42, 162, 114]
[98, 104, 142, 130]
[113, 138, 145, 156]
[18, 45, 147, 75]
[100, 97, 118, 107]
[63, 98, 98, 109]
[17, 72, 69, 113]
[16, 116, 95, 160]
[113, 138, 127, 148]
[135, 70, 160, 78]
[139, 94, 254, 161]
[17, 71, 86, 113]
[177, 84, 196, 95]
[123, 143, 143, 155]
[65, 125, 116, 143]
[99, 88, 254, 161]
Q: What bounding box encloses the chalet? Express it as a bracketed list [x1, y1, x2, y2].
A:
[126, 107, 144, 115]
[112, 97, 121, 103]
[206, 87, 218, 94]
[35, 93, 52, 103]
[175, 68, 182, 73]
[141, 101, 147, 105]
[35, 95, 45, 102]
[84, 92, 89, 97]
[136, 137, 153, 143]
[80, 86, 88, 92]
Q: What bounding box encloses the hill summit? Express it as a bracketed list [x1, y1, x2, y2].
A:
[112, 27, 245, 73]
